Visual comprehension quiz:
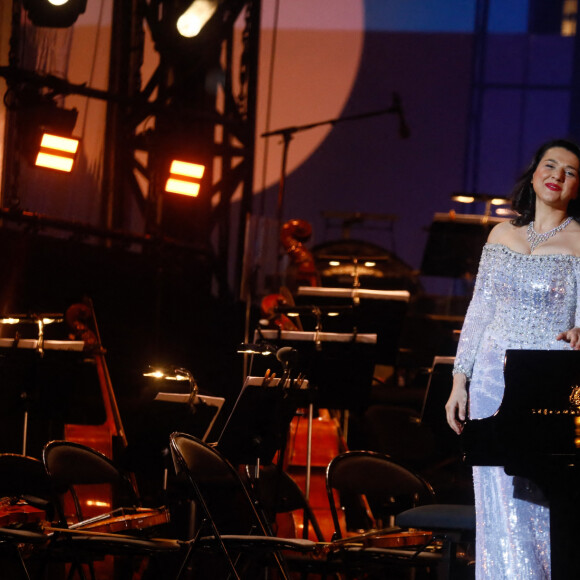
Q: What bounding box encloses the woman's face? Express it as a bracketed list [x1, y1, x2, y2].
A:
[532, 147, 580, 211]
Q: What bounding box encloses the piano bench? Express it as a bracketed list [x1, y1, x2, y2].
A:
[395, 504, 475, 580]
[396, 504, 475, 531]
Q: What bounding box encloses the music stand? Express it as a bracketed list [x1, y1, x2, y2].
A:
[253, 329, 376, 411]
[216, 376, 309, 467]
[295, 286, 409, 366]
[0, 339, 102, 458]
[420, 213, 502, 277]
[153, 392, 225, 443]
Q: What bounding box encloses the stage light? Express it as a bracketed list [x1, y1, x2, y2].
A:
[452, 195, 475, 204]
[20, 99, 80, 172]
[165, 159, 205, 197]
[143, 366, 195, 382]
[34, 133, 79, 172]
[237, 343, 277, 356]
[23, 0, 88, 28]
[451, 192, 511, 218]
[451, 192, 510, 205]
[176, 0, 219, 38]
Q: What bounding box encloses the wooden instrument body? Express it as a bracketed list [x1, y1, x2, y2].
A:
[283, 410, 347, 541]
[0, 501, 46, 528]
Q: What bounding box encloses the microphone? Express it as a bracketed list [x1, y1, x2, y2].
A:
[392, 92, 410, 139]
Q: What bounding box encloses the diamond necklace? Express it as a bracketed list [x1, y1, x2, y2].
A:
[527, 216, 573, 253]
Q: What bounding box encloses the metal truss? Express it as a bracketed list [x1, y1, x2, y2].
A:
[103, 0, 260, 298]
[1, 0, 260, 299]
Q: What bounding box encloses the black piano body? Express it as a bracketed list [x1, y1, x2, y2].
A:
[461, 349, 580, 580]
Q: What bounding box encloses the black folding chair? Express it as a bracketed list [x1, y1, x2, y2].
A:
[169, 431, 318, 580]
[43, 440, 182, 580]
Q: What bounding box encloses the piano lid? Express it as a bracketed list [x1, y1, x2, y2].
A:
[462, 349, 580, 468]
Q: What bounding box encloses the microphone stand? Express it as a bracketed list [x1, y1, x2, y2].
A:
[261, 93, 407, 287]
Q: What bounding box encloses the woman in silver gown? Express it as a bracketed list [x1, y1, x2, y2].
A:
[445, 138, 580, 579]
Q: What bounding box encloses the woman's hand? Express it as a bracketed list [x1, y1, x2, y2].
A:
[556, 327, 580, 349]
[445, 373, 468, 435]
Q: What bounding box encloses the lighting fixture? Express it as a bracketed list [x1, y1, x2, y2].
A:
[451, 192, 511, 217]
[143, 366, 196, 383]
[165, 159, 206, 197]
[35, 133, 79, 172]
[23, 0, 88, 28]
[237, 343, 277, 356]
[176, 0, 219, 38]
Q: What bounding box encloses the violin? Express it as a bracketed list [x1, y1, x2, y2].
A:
[0, 500, 46, 528]
[70, 506, 170, 535]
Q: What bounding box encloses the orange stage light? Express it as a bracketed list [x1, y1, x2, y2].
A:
[34, 133, 80, 173]
[165, 160, 205, 197]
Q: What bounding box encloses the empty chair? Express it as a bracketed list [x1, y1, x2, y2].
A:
[43, 440, 182, 580]
[170, 431, 318, 580]
[325, 450, 442, 579]
[326, 450, 436, 541]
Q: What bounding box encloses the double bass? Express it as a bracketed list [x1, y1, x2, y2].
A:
[62, 300, 130, 523]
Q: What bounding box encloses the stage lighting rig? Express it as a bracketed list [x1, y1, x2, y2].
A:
[23, 0, 88, 28]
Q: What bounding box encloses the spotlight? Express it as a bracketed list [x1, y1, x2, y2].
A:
[35, 133, 79, 172]
[23, 0, 88, 28]
[25, 105, 80, 173]
[165, 159, 205, 197]
[176, 0, 219, 38]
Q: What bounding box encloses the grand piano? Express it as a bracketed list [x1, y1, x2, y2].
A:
[461, 349, 580, 580]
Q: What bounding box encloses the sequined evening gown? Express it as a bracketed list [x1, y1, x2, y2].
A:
[453, 243, 580, 579]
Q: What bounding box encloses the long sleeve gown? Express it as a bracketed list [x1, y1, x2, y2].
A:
[453, 243, 580, 579]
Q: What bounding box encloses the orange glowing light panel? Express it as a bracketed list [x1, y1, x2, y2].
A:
[165, 160, 205, 197]
[34, 133, 79, 173]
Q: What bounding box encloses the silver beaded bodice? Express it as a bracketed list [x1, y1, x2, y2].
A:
[453, 243, 580, 379]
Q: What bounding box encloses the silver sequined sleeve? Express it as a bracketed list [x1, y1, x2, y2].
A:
[576, 260, 580, 328]
[452, 245, 497, 379]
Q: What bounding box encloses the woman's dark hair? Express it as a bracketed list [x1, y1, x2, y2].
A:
[511, 138, 580, 226]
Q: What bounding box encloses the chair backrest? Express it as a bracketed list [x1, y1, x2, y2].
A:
[245, 464, 325, 541]
[0, 453, 56, 522]
[326, 450, 436, 539]
[43, 440, 138, 524]
[0, 453, 52, 499]
[170, 431, 268, 536]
